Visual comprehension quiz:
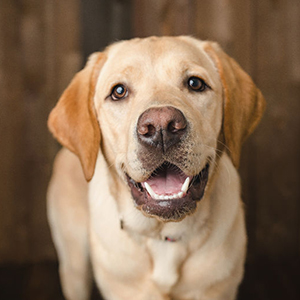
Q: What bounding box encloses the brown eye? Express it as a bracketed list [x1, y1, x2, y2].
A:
[188, 77, 207, 92]
[111, 84, 128, 100]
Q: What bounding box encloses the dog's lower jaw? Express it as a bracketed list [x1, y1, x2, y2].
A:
[127, 164, 210, 222]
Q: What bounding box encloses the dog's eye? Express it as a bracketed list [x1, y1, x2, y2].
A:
[111, 84, 128, 101]
[188, 77, 208, 92]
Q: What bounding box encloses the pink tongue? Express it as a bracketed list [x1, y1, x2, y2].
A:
[146, 167, 187, 195]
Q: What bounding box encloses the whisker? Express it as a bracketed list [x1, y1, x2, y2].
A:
[216, 138, 231, 154]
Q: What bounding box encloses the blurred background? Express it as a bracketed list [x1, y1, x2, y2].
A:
[0, 0, 299, 299]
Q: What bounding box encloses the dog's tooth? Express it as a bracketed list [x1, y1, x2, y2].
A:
[181, 177, 190, 193]
[144, 182, 156, 199]
[153, 194, 160, 200]
[144, 184, 186, 201]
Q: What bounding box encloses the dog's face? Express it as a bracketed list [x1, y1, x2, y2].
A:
[48, 36, 265, 222]
[94, 37, 222, 220]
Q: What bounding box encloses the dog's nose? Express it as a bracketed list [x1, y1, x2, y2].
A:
[137, 106, 187, 153]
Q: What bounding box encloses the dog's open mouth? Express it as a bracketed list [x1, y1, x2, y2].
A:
[127, 163, 209, 221]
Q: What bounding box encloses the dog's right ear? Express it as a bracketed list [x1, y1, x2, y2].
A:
[48, 53, 106, 181]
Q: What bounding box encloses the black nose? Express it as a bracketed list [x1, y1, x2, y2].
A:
[137, 106, 187, 153]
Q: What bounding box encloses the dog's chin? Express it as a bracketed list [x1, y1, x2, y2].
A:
[126, 163, 209, 222]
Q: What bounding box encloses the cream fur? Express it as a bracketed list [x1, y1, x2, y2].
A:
[47, 36, 265, 300]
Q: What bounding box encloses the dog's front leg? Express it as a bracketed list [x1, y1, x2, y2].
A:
[47, 149, 93, 300]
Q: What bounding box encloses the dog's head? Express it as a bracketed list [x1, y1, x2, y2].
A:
[48, 36, 265, 222]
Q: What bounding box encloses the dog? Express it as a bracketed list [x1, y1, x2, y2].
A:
[47, 36, 265, 300]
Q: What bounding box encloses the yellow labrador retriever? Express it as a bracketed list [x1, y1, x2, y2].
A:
[47, 36, 265, 300]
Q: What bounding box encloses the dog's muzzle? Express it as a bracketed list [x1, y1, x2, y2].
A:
[125, 106, 210, 221]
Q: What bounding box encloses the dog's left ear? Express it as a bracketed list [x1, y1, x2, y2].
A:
[203, 42, 266, 169]
[48, 53, 106, 181]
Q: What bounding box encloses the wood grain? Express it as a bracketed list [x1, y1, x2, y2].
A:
[0, 0, 299, 270]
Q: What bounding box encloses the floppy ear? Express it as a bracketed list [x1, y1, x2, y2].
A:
[203, 42, 266, 168]
[48, 53, 106, 181]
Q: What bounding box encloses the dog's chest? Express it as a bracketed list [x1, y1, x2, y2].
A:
[146, 238, 188, 294]
[90, 224, 191, 300]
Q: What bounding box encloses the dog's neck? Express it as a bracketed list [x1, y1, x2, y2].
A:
[119, 217, 180, 242]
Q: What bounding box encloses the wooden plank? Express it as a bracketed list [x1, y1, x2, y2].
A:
[81, 0, 132, 59]
[252, 0, 300, 260]
[0, 0, 30, 263]
[195, 0, 232, 50]
[28, 0, 82, 262]
[132, 0, 162, 37]
[132, 0, 146, 37]
[160, 0, 195, 36]
[0, 0, 83, 263]
[19, 0, 51, 263]
[194, 0, 253, 71]
[133, 0, 195, 37]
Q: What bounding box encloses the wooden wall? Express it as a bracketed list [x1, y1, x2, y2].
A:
[0, 0, 299, 271]
[0, 0, 82, 263]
